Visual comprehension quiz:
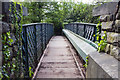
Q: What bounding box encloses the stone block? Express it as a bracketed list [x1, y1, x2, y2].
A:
[101, 32, 120, 44]
[1, 21, 10, 33]
[119, 34, 120, 41]
[101, 31, 105, 37]
[106, 15, 111, 21]
[100, 15, 107, 22]
[105, 44, 110, 54]
[101, 21, 113, 29]
[93, 2, 118, 16]
[115, 20, 120, 32]
[104, 43, 120, 61]
[100, 15, 112, 22]
[110, 45, 120, 60]
[115, 20, 120, 28]
[106, 32, 120, 43]
[110, 14, 116, 21]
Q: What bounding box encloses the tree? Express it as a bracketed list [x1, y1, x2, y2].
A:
[66, 2, 99, 23]
[22, 2, 45, 24]
[22, 2, 99, 26]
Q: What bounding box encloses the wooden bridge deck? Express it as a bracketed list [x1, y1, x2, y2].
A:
[35, 36, 85, 78]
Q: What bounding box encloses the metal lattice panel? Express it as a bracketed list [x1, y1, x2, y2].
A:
[64, 23, 100, 42]
[78, 24, 84, 37]
[36, 24, 42, 60]
[85, 25, 95, 41]
[22, 23, 54, 77]
[73, 24, 77, 34]
[26, 26, 36, 71]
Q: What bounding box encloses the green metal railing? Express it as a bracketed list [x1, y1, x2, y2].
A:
[22, 23, 54, 77]
[64, 23, 101, 42]
[63, 29, 97, 62]
[63, 22, 101, 62]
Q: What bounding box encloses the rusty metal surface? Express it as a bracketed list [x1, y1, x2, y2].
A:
[36, 36, 84, 78]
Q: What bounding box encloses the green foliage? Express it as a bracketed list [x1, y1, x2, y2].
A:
[0, 71, 3, 79]
[44, 2, 99, 27]
[65, 2, 99, 23]
[2, 2, 24, 78]
[22, 2, 99, 28]
[97, 31, 107, 52]
[29, 67, 34, 77]
[0, 14, 4, 21]
[95, 21, 107, 52]
[2, 31, 13, 79]
[83, 56, 88, 68]
[22, 2, 45, 24]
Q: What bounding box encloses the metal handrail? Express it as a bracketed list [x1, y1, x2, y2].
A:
[22, 23, 54, 77]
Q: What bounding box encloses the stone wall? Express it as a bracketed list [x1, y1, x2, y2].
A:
[100, 1, 120, 61]
[94, 1, 120, 61]
[86, 1, 120, 79]
[1, 21, 23, 77]
[0, 2, 28, 77]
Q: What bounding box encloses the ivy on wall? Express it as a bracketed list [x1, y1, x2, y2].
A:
[1, 2, 24, 78]
[84, 21, 107, 69]
[95, 21, 107, 52]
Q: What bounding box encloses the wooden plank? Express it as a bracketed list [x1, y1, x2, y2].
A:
[32, 37, 54, 79]
[34, 36, 84, 78]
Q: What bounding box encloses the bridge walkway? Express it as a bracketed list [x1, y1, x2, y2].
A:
[34, 36, 85, 78]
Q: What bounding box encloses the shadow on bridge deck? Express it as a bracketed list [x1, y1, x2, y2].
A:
[33, 36, 85, 79]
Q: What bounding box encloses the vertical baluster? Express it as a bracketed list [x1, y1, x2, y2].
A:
[99, 25, 101, 42]
[93, 25, 96, 42]
[83, 24, 86, 38]
[76, 23, 78, 35]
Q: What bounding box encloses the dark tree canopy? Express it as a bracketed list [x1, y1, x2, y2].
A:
[22, 2, 99, 28]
